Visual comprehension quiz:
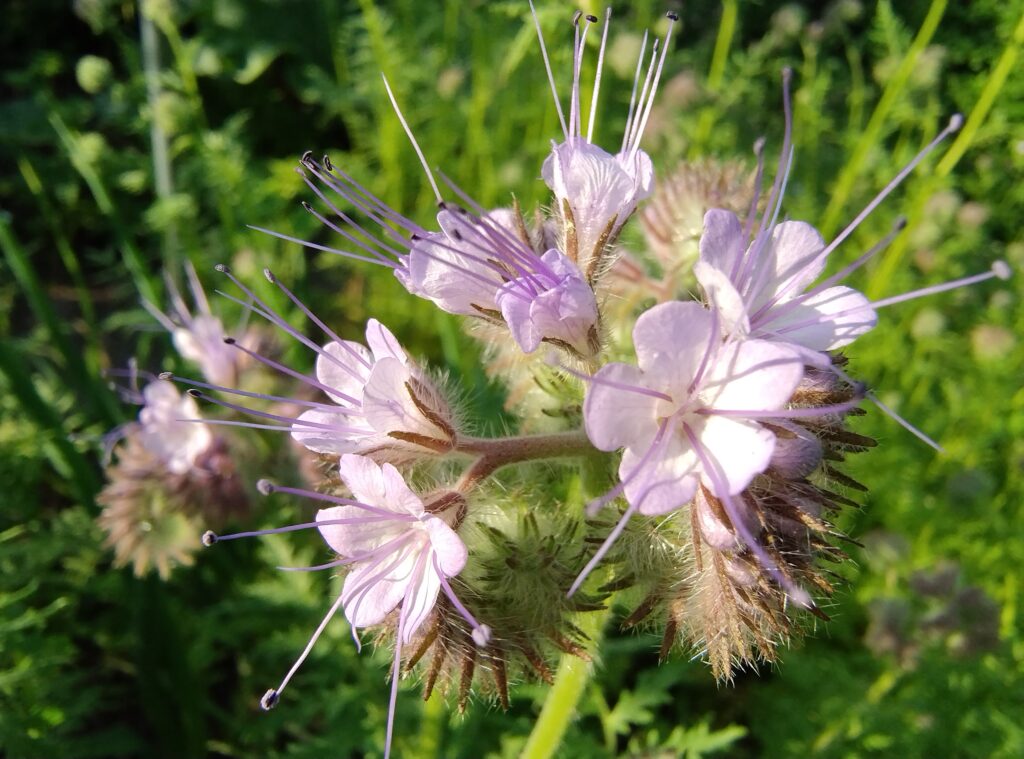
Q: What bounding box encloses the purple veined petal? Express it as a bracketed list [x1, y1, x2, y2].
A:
[746, 220, 827, 312]
[694, 260, 750, 339]
[341, 544, 420, 629]
[315, 341, 373, 405]
[290, 408, 374, 455]
[698, 339, 804, 412]
[696, 415, 777, 497]
[364, 319, 409, 364]
[361, 358, 442, 440]
[337, 454, 425, 517]
[423, 516, 468, 577]
[404, 230, 503, 315]
[631, 301, 713, 396]
[698, 209, 745, 277]
[397, 553, 443, 644]
[138, 380, 212, 474]
[761, 285, 878, 351]
[620, 433, 700, 516]
[315, 505, 411, 558]
[583, 363, 662, 452]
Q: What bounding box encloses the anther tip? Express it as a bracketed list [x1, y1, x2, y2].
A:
[260, 689, 279, 711]
[300, 201, 314, 213]
[301, 149, 313, 163]
[992, 260, 1012, 280]
[256, 479, 276, 496]
[666, 11, 680, 21]
[471, 625, 492, 647]
[585, 13, 598, 23]
[202, 530, 218, 546]
[321, 155, 333, 171]
[186, 388, 202, 398]
[752, 136, 767, 155]
[782, 66, 794, 81]
[223, 337, 237, 345]
[948, 113, 965, 132]
[263, 268, 276, 283]
[158, 371, 173, 380]
[214, 263, 230, 274]
[893, 215, 908, 231]
[572, 10, 583, 25]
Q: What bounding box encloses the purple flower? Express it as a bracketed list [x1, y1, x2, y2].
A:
[532, 6, 677, 272]
[137, 379, 211, 475]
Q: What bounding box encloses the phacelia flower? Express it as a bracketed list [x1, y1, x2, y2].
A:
[143, 261, 250, 386]
[533, 6, 677, 276]
[180, 267, 457, 461]
[204, 455, 489, 759]
[137, 378, 212, 474]
[257, 88, 602, 358]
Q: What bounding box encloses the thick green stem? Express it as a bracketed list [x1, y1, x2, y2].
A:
[454, 429, 593, 492]
[520, 601, 612, 759]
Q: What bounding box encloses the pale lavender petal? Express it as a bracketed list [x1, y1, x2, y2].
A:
[765, 286, 878, 350]
[315, 340, 373, 405]
[290, 408, 367, 455]
[752, 220, 826, 309]
[341, 547, 418, 628]
[398, 556, 442, 642]
[694, 260, 750, 338]
[620, 437, 699, 516]
[632, 301, 712, 395]
[583, 363, 661, 452]
[337, 454, 424, 516]
[697, 209, 745, 276]
[697, 415, 776, 496]
[700, 339, 804, 411]
[361, 357, 439, 439]
[364, 319, 408, 364]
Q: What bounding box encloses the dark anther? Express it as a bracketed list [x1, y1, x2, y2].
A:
[585, 14, 598, 22]
[256, 479, 275, 496]
[223, 337, 237, 345]
[572, 10, 583, 25]
[158, 371, 173, 380]
[893, 216, 908, 231]
[260, 689, 280, 711]
[263, 268, 276, 283]
[450, 228, 463, 242]
[322, 155, 333, 171]
[410, 233, 422, 242]
[201, 530, 218, 546]
[301, 201, 314, 213]
[301, 149, 314, 164]
[214, 263, 230, 274]
[186, 388, 202, 398]
[666, 11, 680, 21]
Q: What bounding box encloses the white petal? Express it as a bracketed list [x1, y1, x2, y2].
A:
[364, 319, 408, 364]
[583, 363, 660, 452]
[694, 260, 751, 338]
[315, 341, 373, 406]
[398, 553, 442, 642]
[404, 229, 500, 315]
[337, 453, 424, 516]
[315, 505, 406, 557]
[341, 545, 418, 628]
[620, 435, 699, 516]
[762, 286, 878, 350]
[361, 358, 441, 439]
[290, 408, 367, 455]
[700, 339, 804, 412]
[749, 220, 826, 310]
[424, 516, 467, 576]
[697, 416, 776, 496]
[632, 301, 713, 396]
[698, 209, 745, 276]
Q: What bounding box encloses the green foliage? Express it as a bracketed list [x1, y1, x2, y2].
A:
[1, 0, 1022, 757]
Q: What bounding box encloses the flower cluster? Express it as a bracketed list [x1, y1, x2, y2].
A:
[102, 5, 1012, 756]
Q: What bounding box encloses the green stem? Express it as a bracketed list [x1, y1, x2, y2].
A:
[521, 601, 612, 759]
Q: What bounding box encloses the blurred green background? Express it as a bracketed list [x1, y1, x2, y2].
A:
[2, 0, 1023, 757]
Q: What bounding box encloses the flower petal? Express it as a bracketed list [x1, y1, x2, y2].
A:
[583, 363, 661, 452]
[337, 453, 424, 517]
[361, 358, 442, 439]
[697, 415, 776, 496]
[749, 220, 826, 309]
[398, 552, 442, 642]
[290, 408, 368, 454]
[698, 209, 745, 276]
[424, 516, 468, 576]
[315, 504, 407, 557]
[694, 260, 750, 338]
[763, 285, 877, 350]
[364, 319, 408, 364]
[621, 435, 699, 516]
[341, 545, 418, 628]
[315, 340, 373, 406]
[700, 339, 804, 412]
[632, 301, 713, 396]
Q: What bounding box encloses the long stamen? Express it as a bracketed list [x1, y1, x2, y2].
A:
[558, 362, 673, 403]
[261, 481, 414, 519]
[222, 337, 362, 403]
[624, 38, 660, 154]
[702, 398, 864, 418]
[260, 592, 346, 712]
[586, 7, 611, 143]
[529, 0, 568, 140]
[821, 114, 964, 262]
[585, 418, 671, 516]
[626, 12, 678, 156]
[160, 372, 359, 413]
[203, 514, 405, 545]
[381, 74, 442, 203]
[248, 224, 401, 269]
[184, 259, 212, 315]
[740, 138, 768, 244]
[869, 261, 1011, 309]
[262, 268, 374, 371]
[432, 555, 491, 646]
[568, 501, 638, 597]
[688, 310, 721, 395]
[684, 423, 813, 608]
[620, 31, 649, 152]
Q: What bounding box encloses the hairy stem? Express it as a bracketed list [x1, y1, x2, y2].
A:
[453, 429, 594, 492]
[520, 593, 613, 759]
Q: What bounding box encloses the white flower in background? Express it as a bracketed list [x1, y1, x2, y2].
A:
[137, 379, 212, 475]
